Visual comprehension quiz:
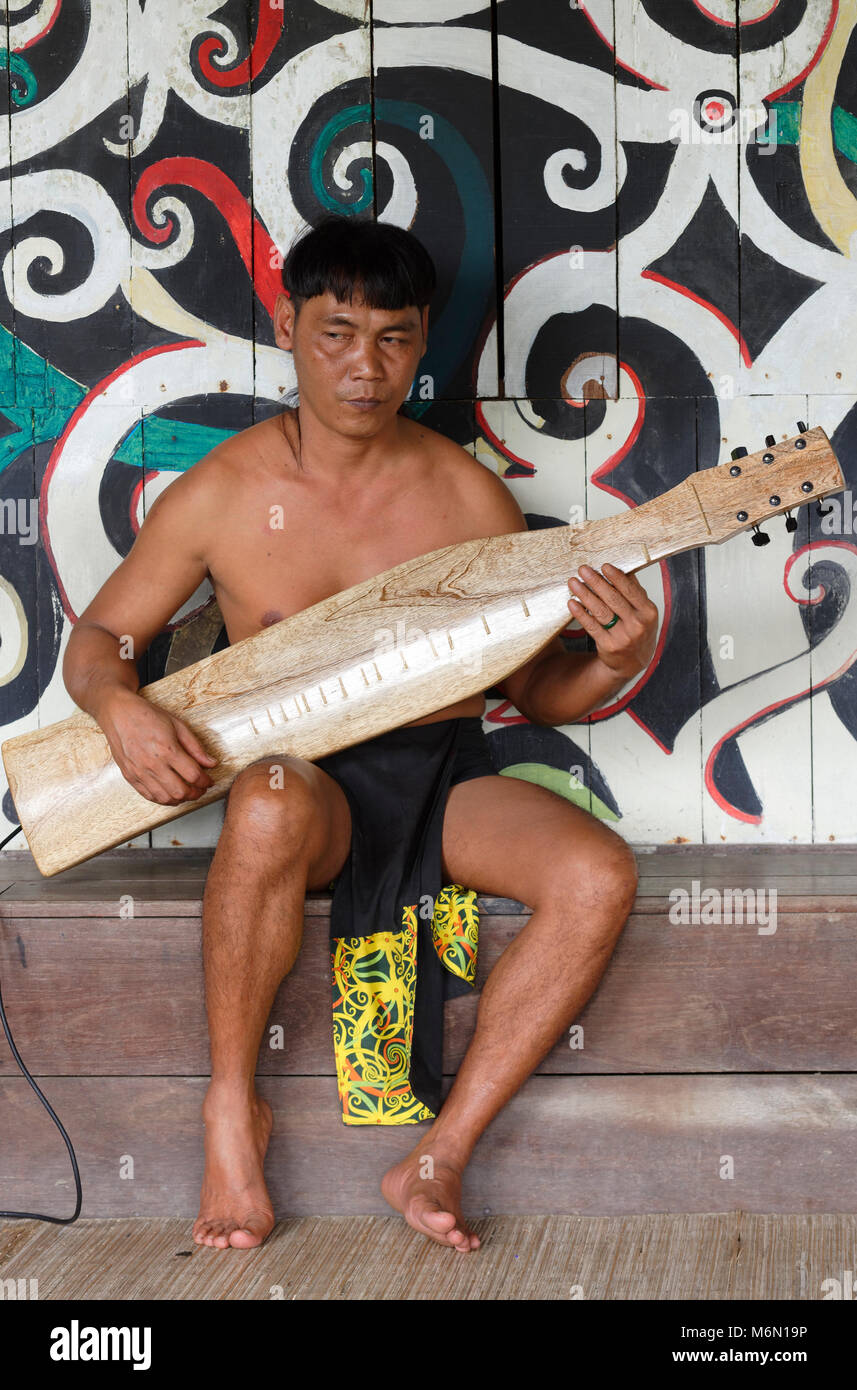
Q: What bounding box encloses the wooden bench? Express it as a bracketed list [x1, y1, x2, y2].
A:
[1, 845, 856, 1217]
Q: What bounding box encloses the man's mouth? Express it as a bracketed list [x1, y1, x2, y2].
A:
[344, 397, 382, 410]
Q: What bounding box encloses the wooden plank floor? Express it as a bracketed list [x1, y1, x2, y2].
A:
[2, 1212, 855, 1300]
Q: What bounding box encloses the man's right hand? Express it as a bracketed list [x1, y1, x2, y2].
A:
[97, 689, 219, 806]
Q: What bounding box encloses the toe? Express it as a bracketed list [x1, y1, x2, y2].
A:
[195, 1222, 219, 1247]
[229, 1211, 272, 1249]
[415, 1201, 457, 1237]
[229, 1229, 260, 1249]
[206, 1221, 233, 1249]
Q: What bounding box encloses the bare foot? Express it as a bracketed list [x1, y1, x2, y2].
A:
[193, 1086, 275, 1250]
[381, 1147, 481, 1253]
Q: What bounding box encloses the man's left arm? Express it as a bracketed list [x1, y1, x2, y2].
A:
[462, 460, 659, 726]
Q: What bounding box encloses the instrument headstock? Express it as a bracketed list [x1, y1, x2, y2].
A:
[690, 423, 844, 546]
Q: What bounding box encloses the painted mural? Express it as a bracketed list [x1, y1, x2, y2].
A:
[0, 0, 855, 851]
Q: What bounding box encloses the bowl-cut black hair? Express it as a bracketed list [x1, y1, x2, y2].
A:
[282, 214, 436, 313]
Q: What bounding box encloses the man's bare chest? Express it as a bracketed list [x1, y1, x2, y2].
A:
[205, 484, 468, 644]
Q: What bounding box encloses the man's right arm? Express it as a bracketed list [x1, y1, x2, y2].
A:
[63, 463, 221, 806]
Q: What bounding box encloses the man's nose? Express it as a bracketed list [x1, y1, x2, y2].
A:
[349, 337, 384, 377]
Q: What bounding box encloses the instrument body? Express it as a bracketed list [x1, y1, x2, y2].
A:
[2, 427, 844, 876]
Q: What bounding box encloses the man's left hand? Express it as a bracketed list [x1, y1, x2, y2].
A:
[567, 562, 660, 681]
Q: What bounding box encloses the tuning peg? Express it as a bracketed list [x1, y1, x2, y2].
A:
[796, 420, 807, 434]
[784, 511, 798, 532]
[751, 525, 771, 546]
[731, 446, 748, 459]
[765, 435, 776, 447]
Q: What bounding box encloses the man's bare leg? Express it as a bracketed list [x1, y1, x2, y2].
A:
[381, 774, 639, 1252]
[193, 755, 351, 1250]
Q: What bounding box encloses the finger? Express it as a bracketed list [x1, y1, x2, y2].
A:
[568, 594, 615, 637]
[600, 563, 657, 614]
[573, 566, 634, 622]
[131, 771, 186, 806]
[568, 575, 618, 626]
[174, 720, 218, 766]
[120, 753, 196, 806]
[164, 743, 215, 791]
[145, 760, 202, 803]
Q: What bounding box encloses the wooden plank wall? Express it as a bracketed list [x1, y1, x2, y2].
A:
[0, 3, 856, 851]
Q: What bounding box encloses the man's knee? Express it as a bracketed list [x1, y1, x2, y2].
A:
[541, 824, 639, 918]
[599, 833, 639, 916]
[226, 755, 321, 852]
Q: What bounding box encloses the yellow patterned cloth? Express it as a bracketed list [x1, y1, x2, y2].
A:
[317, 715, 494, 1125]
[331, 884, 479, 1125]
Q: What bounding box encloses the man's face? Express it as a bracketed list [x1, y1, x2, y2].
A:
[273, 289, 429, 437]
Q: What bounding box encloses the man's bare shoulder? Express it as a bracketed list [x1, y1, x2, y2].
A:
[193, 416, 278, 484]
[153, 417, 273, 510]
[400, 414, 527, 536]
[139, 421, 273, 566]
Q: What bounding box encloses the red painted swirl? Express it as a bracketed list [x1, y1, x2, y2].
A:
[197, 6, 284, 87]
[132, 156, 287, 318]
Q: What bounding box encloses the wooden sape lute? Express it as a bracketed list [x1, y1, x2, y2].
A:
[1, 425, 844, 877]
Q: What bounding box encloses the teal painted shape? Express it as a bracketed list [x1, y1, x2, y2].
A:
[764, 100, 857, 163]
[2, 50, 37, 107]
[310, 104, 373, 213]
[0, 405, 69, 474]
[0, 325, 85, 417]
[0, 326, 236, 477]
[761, 101, 799, 146]
[833, 105, 857, 162]
[0, 327, 86, 475]
[117, 417, 236, 470]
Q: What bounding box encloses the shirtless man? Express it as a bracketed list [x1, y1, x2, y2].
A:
[62, 215, 657, 1255]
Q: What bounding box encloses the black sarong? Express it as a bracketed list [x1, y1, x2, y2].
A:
[315, 716, 496, 1124]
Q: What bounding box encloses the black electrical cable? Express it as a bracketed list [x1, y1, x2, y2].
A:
[0, 824, 23, 851]
[0, 823, 82, 1224]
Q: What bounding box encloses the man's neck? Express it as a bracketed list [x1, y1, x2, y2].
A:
[285, 402, 406, 486]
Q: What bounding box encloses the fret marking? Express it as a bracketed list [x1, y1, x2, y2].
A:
[687, 481, 712, 535]
[481, 612, 491, 635]
[520, 597, 530, 618]
[339, 677, 348, 698]
[319, 686, 328, 706]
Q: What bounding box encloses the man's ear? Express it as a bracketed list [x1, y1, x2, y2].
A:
[274, 292, 296, 350]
